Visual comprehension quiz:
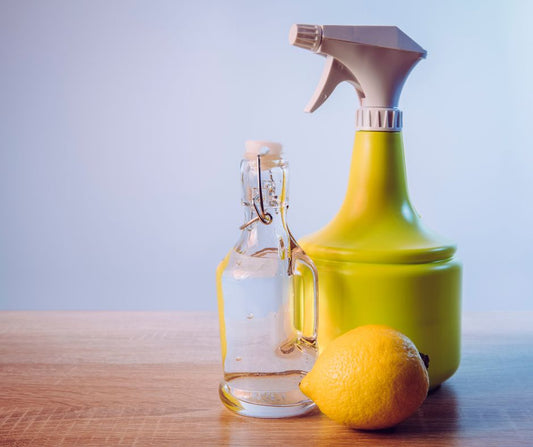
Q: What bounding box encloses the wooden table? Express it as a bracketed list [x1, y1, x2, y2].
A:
[0, 311, 532, 446]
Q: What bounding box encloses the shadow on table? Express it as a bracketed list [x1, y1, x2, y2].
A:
[216, 384, 461, 446]
[394, 383, 460, 434]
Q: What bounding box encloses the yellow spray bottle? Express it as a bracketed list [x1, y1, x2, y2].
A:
[290, 25, 461, 388]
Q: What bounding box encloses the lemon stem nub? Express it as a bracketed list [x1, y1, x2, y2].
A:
[419, 352, 430, 369]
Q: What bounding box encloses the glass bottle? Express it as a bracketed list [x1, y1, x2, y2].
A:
[216, 141, 318, 418]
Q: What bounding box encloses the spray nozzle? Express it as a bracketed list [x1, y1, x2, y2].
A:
[289, 24, 322, 51]
[289, 24, 427, 131]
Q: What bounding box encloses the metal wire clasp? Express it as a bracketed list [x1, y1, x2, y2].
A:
[240, 154, 273, 230]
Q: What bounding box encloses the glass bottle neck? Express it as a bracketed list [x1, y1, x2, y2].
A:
[237, 208, 290, 257]
[241, 156, 288, 207]
[236, 156, 290, 255]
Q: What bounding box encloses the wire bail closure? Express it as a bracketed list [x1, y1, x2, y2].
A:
[240, 154, 273, 230]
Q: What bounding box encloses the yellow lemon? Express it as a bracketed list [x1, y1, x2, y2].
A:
[300, 324, 429, 430]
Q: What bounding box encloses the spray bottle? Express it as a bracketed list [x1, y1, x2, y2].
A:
[290, 25, 461, 388]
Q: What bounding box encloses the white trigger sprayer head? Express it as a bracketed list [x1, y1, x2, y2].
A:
[289, 24, 427, 131]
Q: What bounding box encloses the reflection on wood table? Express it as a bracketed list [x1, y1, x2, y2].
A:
[0, 311, 532, 446]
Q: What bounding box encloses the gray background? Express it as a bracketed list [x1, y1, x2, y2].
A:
[1, 0, 532, 311]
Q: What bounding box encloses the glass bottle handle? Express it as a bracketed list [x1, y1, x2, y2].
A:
[292, 249, 319, 345]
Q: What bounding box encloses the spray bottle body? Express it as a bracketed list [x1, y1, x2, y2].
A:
[298, 131, 462, 388]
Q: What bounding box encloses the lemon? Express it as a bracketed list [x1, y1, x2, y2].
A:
[300, 324, 429, 430]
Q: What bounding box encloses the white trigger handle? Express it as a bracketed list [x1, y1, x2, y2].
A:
[305, 56, 363, 113]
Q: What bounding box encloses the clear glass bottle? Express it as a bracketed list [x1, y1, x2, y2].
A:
[216, 141, 318, 418]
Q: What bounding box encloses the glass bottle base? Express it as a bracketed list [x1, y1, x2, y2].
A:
[219, 371, 316, 418]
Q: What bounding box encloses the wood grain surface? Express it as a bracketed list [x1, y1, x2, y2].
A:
[0, 311, 532, 446]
